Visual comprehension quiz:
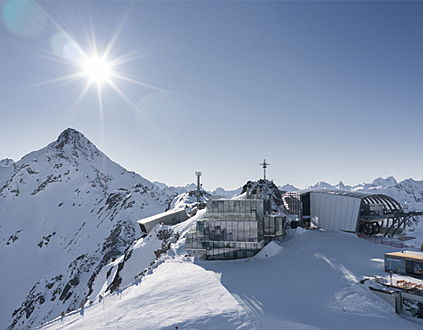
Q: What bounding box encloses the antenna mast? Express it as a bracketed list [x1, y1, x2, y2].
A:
[195, 171, 202, 202]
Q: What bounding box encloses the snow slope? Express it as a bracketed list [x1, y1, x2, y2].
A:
[0, 129, 176, 329]
[45, 258, 251, 330]
[43, 229, 422, 329]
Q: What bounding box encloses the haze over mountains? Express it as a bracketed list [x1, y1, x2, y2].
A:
[1, 128, 422, 328]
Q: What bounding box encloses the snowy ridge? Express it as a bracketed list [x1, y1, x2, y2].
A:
[153, 181, 198, 197]
[0, 129, 176, 329]
[168, 189, 210, 211]
[211, 186, 242, 198]
[279, 183, 299, 192]
[42, 229, 423, 329]
[87, 193, 208, 302]
[1, 128, 423, 329]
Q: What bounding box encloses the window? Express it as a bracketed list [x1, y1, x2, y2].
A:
[413, 262, 423, 275]
[386, 258, 404, 273]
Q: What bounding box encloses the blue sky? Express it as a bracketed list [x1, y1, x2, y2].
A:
[0, 1, 422, 190]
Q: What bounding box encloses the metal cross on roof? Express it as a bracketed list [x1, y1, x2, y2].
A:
[259, 159, 269, 180]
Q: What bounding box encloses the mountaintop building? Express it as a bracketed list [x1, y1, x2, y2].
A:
[139, 163, 423, 261]
[282, 189, 423, 237]
[186, 180, 289, 260]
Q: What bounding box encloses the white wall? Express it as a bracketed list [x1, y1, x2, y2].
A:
[310, 192, 361, 232]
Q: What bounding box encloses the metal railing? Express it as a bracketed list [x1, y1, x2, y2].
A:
[358, 234, 418, 249]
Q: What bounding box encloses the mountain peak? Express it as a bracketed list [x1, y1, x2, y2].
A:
[50, 128, 104, 161]
[55, 128, 88, 148]
[371, 176, 398, 187]
[336, 181, 345, 189]
[279, 183, 299, 192]
[309, 181, 335, 189]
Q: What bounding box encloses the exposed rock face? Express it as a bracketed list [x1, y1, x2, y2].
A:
[0, 128, 176, 329]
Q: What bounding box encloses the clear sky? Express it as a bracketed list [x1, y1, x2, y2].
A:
[1, 1, 422, 190]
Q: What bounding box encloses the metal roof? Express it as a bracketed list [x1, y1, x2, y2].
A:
[288, 189, 403, 212]
[295, 189, 373, 199]
[137, 208, 187, 225]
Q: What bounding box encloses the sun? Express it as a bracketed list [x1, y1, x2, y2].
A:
[31, 25, 168, 112]
[80, 54, 113, 85]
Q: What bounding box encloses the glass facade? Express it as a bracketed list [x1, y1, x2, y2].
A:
[186, 199, 287, 260]
[384, 256, 423, 276]
[263, 215, 285, 243]
[413, 262, 423, 275]
[385, 257, 406, 274]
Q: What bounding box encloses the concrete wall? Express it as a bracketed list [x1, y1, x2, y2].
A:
[371, 289, 397, 307]
[371, 288, 423, 316]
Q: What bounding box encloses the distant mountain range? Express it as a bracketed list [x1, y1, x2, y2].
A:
[1, 128, 422, 329]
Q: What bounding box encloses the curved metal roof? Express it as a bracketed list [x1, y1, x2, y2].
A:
[290, 189, 403, 212]
[295, 188, 373, 198]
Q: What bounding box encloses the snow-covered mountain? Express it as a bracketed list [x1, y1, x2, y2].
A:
[38, 177, 423, 330]
[0, 128, 177, 329]
[2, 128, 423, 329]
[306, 177, 403, 192]
[153, 181, 198, 196]
[279, 183, 299, 192]
[38, 173, 422, 329]
[211, 186, 242, 198]
[154, 182, 242, 199]
[357, 176, 399, 190]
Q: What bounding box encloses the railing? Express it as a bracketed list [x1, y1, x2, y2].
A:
[203, 213, 258, 221]
[358, 234, 418, 249]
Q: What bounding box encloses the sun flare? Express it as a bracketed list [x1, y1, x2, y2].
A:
[80, 55, 113, 85]
[30, 22, 167, 113]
